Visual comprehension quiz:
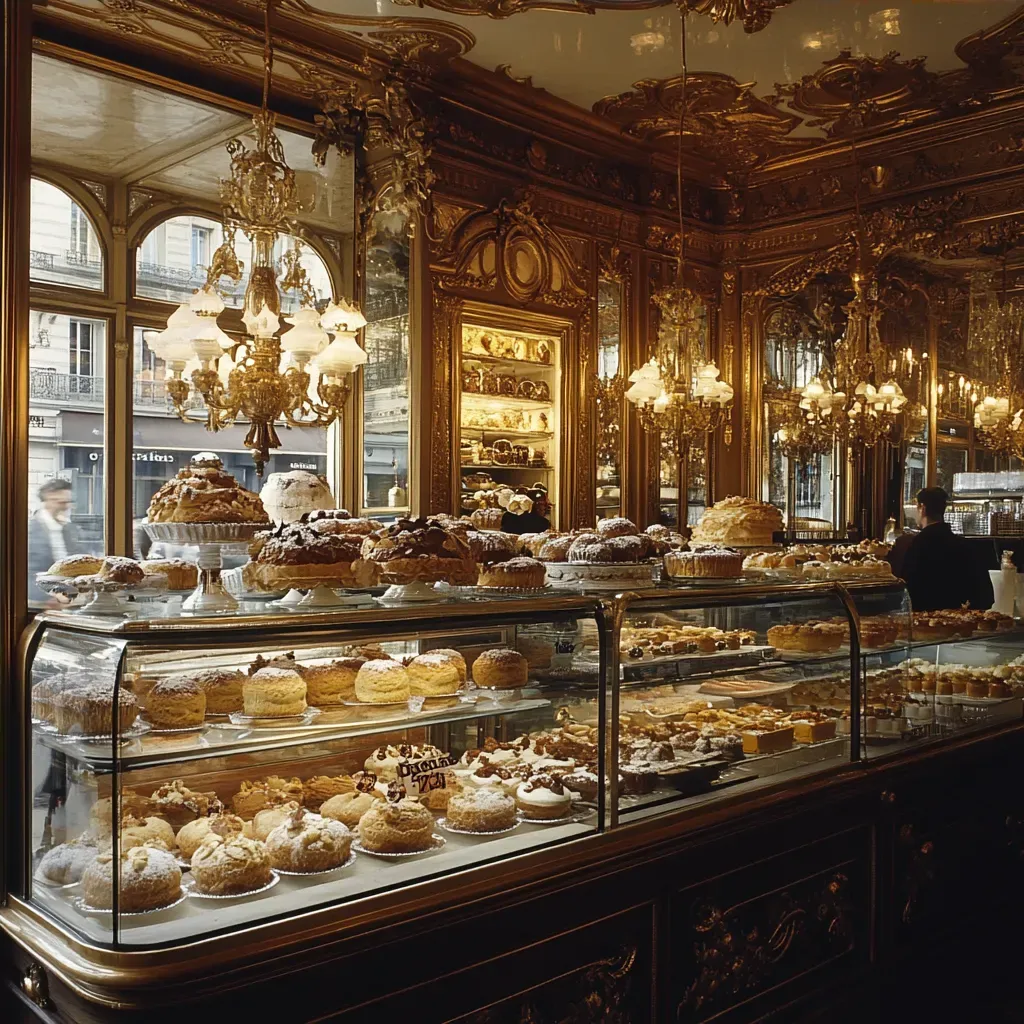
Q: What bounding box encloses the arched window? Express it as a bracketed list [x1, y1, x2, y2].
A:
[30, 178, 104, 291]
[135, 215, 333, 312]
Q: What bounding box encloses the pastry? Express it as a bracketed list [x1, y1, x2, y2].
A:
[259, 470, 335, 524]
[446, 787, 517, 832]
[472, 648, 529, 688]
[120, 815, 176, 853]
[537, 534, 574, 562]
[354, 659, 411, 703]
[423, 648, 467, 682]
[190, 833, 273, 895]
[247, 522, 378, 590]
[470, 507, 505, 531]
[596, 516, 640, 538]
[521, 530, 560, 557]
[231, 776, 304, 818]
[243, 666, 307, 717]
[516, 636, 554, 670]
[515, 773, 572, 820]
[559, 770, 599, 801]
[302, 774, 355, 810]
[38, 836, 102, 885]
[466, 530, 522, 566]
[301, 658, 364, 705]
[407, 652, 463, 696]
[478, 556, 546, 589]
[567, 533, 648, 564]
[320, 776, 383, 828]
[742, 725, 795, 754]
[52, 683, 138, 737]
[302, 509, 384, 537]
[145, 453, 269, 524]
[619, 763, 658, 795]
[249, 801, 301, 842]
[97, 556, 146, 584]
[89, 789, 152, 832]
[175, 812, 247, 859]
[665, 548, 743, 579]
[47, 553, 103, 577]
[178, 667, 246, 715]
[81, 846, 182, 912]
[145, 675, 206, 729]
[691, 496, 783, 546]
[150, 780, 222, 831]
[766, 622, 846, 653]
[361, 517, 478, 585]
[364, 746, 444, 782]
[31, 672, 90, 723]
[357, 785, 436, 853]
[266, 808, 352, 872]
[140, 559, 198, 590]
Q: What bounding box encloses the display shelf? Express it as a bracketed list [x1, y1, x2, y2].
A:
[33, 693, 557, 770]
[461, 351, 555, 372]
[461, 463, 554, 473]
[461, 391, 553, 410]
[461, 426, 554, 442]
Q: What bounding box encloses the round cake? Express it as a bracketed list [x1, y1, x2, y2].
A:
[140, 559, 198, 590]
[520, 530, 560, 557]
[691, 496, 783, 547]
[406, 652, 462, 696]
[478, 556, 546, 589]
[301, 658, 364, 705]
[38, 836, 102, 885]
[249, 800, 302, 842]
[596, 516, 639, 538]
[567, 533, 648, 564]
[47, 553, 104, 577]
[320, 790, 382, 829]
[247, 522, 378, 590]
[466, 530, 522, 566]
[664, 548, 743, 579]
[145, 453, 269, 525]
[361, 517, 478, 585]
[52, 683, 138, 738]
[120, 815, 176, 853]
[354, 659, 411, 703]
[259, 470, 335, 524]
[145, 675, 206, 729]
[175, 812, 247, 859]
[243, 667, 307, 717]
[180, 667, 245, 715]
[472, 648, 529, 688]
[515, 774, 572, 820]
[357, 793, 436, 853]
[265, 809, 352, 872]
[446, 786, 517, 832]
[191, 833, 273, 895]
[81, 846, 182, 912]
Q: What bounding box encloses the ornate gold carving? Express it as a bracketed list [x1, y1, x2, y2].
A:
[430, 286, 462, 513]
[685, 0, 795, 33]
[680, 872, 853, 1018]
[458, 947, 638, 1023]
[595, 72, 808, 174]
[128, 188, 154, 217]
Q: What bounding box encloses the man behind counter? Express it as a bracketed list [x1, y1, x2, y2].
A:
[887, 486, 994, 611]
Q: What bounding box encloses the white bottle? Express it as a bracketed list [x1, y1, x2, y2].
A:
[991, 549, 1017, 615]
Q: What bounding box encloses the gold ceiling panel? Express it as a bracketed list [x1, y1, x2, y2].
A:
[593, 71, 810, 175]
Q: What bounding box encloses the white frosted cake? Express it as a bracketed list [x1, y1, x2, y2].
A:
[259, 471, 335, 524]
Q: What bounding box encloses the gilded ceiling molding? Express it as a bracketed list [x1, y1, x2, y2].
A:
[594, 72, 809, 175]
[389, 0, 793, 31]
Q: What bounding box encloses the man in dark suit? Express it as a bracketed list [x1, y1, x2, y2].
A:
[28, 478, 80, 609]
[887, 486, 994, 611]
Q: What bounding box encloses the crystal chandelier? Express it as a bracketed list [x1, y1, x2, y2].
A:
[625, 6, 733, 459]
[144, 0, 366, 475]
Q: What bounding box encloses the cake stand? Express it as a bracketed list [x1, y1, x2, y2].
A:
[266, 561, 378, 609]
[142, 521, 267, 614]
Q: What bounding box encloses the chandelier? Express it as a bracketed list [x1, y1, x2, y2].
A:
[145, 0, 366, 475]
[969, 266, 1024, 459]
[625, 6, 733, 458]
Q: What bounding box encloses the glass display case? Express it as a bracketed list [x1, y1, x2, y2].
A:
[17, 580, 1024, 954]
[459, 322, 560, 527]
[22, 595, 605, 948]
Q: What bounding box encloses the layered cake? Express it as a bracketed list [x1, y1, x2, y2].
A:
[361, 517, 478, 585]
[691, 496, 783, 547]
[246, 522, 378, 590]
[664, 547, 743, 579]
[145, 453, 269, 524]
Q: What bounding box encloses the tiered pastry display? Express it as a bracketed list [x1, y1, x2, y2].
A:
[691, 496, 784, 547]
[361, 517, 478, 598]
[460, 324, 559, 524]
[143, 453, 271, 613]
[36, 554, 170, 613]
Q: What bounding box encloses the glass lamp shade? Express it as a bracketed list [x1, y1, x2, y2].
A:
[315, 330, 367, 378]
[244, 302, 280, 338]
[190, 320, 233, 365]
[189, 284, 225, 318]
[281, 306, 329, 362]
[625, 359, 664, 406]
[149, 302, 201, 370]
[320, 298, 367, 333]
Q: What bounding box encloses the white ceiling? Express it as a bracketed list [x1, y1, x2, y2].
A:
[31, 54, 354, 232]
[295, 0, 1020, 136]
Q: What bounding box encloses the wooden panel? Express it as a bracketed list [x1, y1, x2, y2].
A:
[666, 827, 871, 1023]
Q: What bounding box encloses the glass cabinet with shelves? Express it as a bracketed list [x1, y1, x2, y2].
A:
[22, 596, 605, 947]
